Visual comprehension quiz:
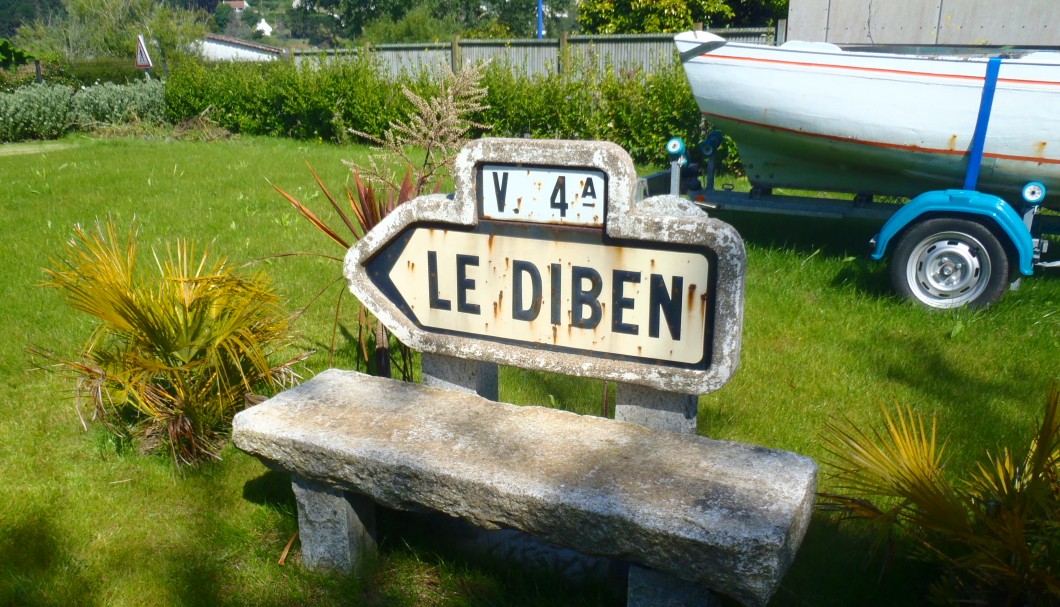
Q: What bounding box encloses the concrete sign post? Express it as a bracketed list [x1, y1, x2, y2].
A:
[345, 137, 746, 397]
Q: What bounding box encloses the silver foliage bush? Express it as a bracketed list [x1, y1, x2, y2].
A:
[0, 80, 166, 142]
[0, 83, 75, 142]
[71, 80, 167, 127]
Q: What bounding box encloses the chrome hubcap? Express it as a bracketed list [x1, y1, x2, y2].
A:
[907, 231, 990, 308]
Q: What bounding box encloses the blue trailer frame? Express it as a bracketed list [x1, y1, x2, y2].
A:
[644, 55, 1058, 308]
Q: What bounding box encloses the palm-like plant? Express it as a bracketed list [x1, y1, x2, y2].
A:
[271, 62, 488, 379]
[819, 381, 1060, 605]
[273, 164, 417, 379]
[43, 221, 304, 465]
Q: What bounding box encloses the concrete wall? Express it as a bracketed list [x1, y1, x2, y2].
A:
[788, 0, 1060, 45]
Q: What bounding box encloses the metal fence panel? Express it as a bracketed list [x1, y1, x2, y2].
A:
[292, 27, 775, 76]
[460, 39, 559, 75]
[373, 43, 451, 76]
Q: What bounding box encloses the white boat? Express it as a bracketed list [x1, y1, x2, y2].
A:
[674, 30, 1060, 211]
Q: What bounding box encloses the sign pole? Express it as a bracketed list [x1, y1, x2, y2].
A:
[537, 0, 544, 39]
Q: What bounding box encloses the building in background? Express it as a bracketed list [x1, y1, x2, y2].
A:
[787, 0, 1060, 46]
[197, 34, 283, 61]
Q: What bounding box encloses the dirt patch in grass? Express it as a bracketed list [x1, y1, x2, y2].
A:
[0, 142, 78, 157]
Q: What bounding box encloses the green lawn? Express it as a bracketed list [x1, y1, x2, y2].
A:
[1, 135, 1058, 606]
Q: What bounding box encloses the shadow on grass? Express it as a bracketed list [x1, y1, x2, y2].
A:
[712, 210, 897, 299]
[0, 509, 99, 607]
[243, 467, 297, 512]
[867, 332, 1043, 463]
[769, 513, 938, 607]
[710, 211, 885, 259]
[367, 509, 625, 607]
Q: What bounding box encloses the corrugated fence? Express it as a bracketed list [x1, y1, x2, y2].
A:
[292, 27, 777, 76]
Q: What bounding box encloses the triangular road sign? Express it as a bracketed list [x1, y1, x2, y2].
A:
[136, 35, 153, 69]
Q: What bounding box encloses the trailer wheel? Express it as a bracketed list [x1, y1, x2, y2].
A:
[890, 218, 1009, 309]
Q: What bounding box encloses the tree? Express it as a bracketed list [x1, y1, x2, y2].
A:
[212, 2, 232, 32]
[16, 0, 207, 62]
[0, 0, 50, 39]
[726, 0, 786, 26]
[145, 3, 209, 73]
[288, 0, 579, 43]
[486, 0, 540, 37]
[578, 0, 733, 34]
[0, 38, 32, 69]
[306, 0, 407, 38]
[287, 5, 343, 46]
[360, 3, 461, 44]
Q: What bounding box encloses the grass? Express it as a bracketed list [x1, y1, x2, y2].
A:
[1, 135, 1058, 606]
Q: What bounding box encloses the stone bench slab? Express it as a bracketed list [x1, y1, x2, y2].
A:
[233, 369, 816, 607]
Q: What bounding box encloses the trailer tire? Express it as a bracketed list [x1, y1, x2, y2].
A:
[890, 218, 1009, 310]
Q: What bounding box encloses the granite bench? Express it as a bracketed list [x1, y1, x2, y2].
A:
[233, 368, 816, 607]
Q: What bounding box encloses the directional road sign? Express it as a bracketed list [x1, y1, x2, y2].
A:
[346, 138, 746, 395]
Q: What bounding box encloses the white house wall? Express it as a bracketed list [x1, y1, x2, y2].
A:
[197, 39, 278, 61]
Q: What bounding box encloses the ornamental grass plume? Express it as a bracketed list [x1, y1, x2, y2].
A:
[42, 220, 305, 465]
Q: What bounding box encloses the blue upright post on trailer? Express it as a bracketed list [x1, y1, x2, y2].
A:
[964, 56, 1002, 191]
[871, 57, 1037, 275]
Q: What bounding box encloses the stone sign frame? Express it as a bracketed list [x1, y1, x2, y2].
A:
[344, 138, 746, 396]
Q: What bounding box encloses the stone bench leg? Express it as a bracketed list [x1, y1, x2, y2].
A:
[617, 383, 717, 607]
[291, 474, 377, 572]
[421, 352, 498, 400]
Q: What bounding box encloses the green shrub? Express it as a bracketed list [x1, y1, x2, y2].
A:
[164, 54, 710, 167]
[71, 80, 167, 127]
[164, 56, 410, 141]
[164, 58, 285, 134]
[476, 57, 707, 166]
[43, 221, 304, 465]
[62, 58, 146, 86]
[0, 80, 168, 142]
[0, 82, 75, 141]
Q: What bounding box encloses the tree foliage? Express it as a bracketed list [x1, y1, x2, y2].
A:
[212, 2, 233, 33]
[726, 0, 787, 26]
[0, 0, 49, 39]
[0, 38, 32, 69]
[15, 0, 207, 63]
[360, 3, 461, 44]
[577, 0, 787, 33]
[291, 0, 575, 42]
[578, 0, 733, 33]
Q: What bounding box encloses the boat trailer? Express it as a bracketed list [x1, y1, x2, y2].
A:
[642, 123, 1058, 310]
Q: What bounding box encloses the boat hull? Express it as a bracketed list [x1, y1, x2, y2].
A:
[675, 31, 1060, 210]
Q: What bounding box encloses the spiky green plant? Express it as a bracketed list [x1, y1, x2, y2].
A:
[272, 163, 417, 379]
[271, 62, 488, 379]
[819, 381, 1060, 605]
[42, 220, 304, 465]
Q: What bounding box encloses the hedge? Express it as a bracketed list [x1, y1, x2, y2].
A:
[162, 55, 708, 166]
[3, 55, 719, 168]
[164, 55, 411, 142]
